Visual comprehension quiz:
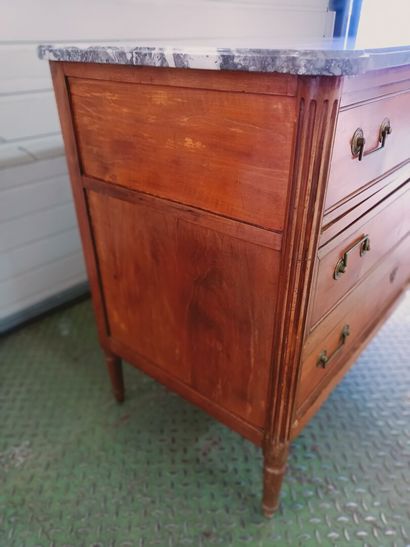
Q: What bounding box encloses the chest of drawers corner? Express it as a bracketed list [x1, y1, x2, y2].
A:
[49, 59, 410, 517]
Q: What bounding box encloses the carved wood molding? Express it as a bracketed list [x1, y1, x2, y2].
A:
[264, 75, 342, 448]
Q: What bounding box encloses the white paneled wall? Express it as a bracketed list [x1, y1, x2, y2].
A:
[2, 0, 334, 42]
[0, 40, 87, 332]
[0, 0, 334, 332]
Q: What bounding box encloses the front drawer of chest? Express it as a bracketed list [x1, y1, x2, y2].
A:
[310, 182, 410, 327]
[326, 88, 410, 212]
[296, 234, 410, 414]
[68, 76, 296, 231]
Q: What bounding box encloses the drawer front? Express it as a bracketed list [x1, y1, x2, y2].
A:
[297, 234, 410, 413]
[326, 89, 410, 212]
[311, 183, 410, 327]
[69, 76, 296, 231]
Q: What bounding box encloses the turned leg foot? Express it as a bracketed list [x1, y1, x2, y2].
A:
[104, 350, 125, 403]
[262, 442, 289, 517]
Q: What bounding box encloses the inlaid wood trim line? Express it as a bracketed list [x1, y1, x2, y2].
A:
[82, 175, 283, 251]
[108, 337, 264, 446]
[264, 75, 343, 448]
[50, 61, 111, 344]
[62, 62, 298, 97]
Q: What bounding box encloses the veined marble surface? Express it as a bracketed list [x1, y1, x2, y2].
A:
[38, 39, 410, 76]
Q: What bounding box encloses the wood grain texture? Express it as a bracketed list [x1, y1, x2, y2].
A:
[88, 189, 280, 428]
[69, 75, 296, 230]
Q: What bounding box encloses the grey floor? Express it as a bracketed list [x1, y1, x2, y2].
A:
[0, 292, 409, 546]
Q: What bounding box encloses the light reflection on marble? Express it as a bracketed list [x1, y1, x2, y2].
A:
[38, 39, 410, 76]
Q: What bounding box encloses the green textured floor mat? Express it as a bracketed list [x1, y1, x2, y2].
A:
[0, 293, 409, 546]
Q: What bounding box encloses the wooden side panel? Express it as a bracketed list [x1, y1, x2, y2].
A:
[69, 77, 296, 230]
[88, 189, 280, 428]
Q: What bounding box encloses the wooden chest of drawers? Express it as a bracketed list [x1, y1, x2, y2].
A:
[49, 61, 410, 516]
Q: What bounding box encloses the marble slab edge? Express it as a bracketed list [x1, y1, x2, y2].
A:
[38, 44, 410, 77]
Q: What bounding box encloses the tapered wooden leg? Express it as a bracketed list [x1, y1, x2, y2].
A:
[104, 350, 125, 403]
[262, 442, 289, 517]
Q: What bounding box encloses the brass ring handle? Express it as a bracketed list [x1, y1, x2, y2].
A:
[334, 234, 371, 280]
[351, 118, 392, 161]
[351, 127, 366, 160]
[317, 324, 350, 369]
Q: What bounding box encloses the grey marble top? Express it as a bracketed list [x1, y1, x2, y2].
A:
[38, 39, 410, 77]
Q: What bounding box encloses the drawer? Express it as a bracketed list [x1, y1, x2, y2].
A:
[296, 234, 410, 413]
[326, 88, 410, 212]
[311, 183, 410, 327]
[321, 163, 410, 245]
[68, 76, 296, 231]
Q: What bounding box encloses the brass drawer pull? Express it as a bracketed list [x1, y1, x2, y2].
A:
[317, 324, 350, 369]
[351, 118, 392, 161]
[334, 234, 371, 280]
